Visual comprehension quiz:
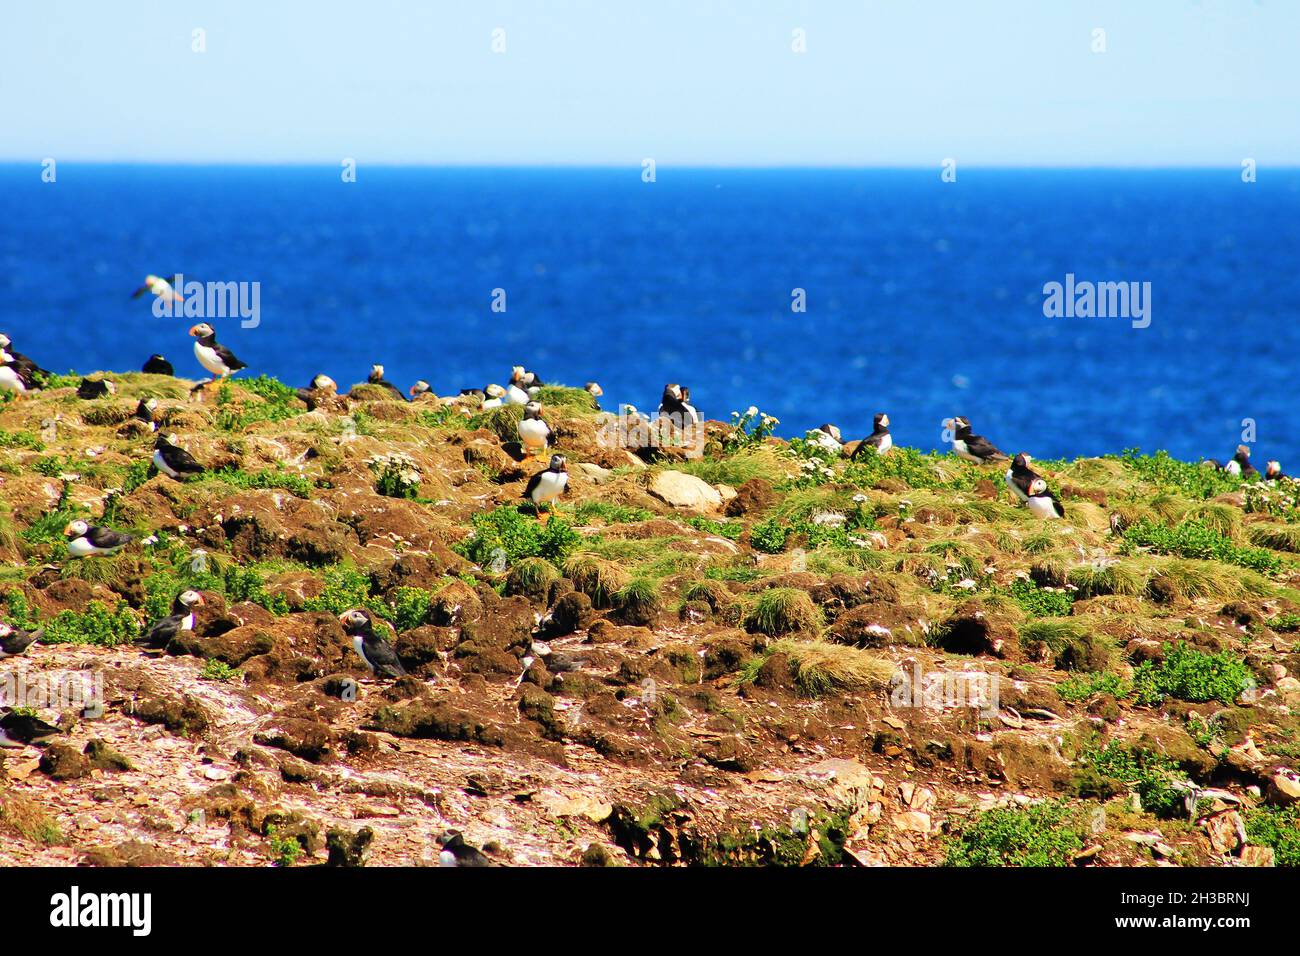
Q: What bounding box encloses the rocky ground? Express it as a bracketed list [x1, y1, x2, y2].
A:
[0, 371, 1297, 867]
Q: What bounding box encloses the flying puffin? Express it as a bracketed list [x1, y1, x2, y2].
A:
[0, 623, 43, 659]
[1004, 452, 1042, 503]
[153, 434, 206, 480]
[142, 354, 175, 376]
[523, 454, 568, 522]
[64, 519, 134, 558]
[1223, 445, 1259, 479]
[76, 377, 117, 400]
[140, 590, 203, 648]
[810, 424, 843, 454]
[409, 380, 432, 399]
[337, 609, 407, 678]
[1025, 477, 1065, 519]
[853, 413, 893, 458]
[518, 401, 552, 461]
[944, 416, 1008, 464]
[368, 364, 408, 401]
[0, 708, 61, 748]
[0, 335, 50, 377]
[131, 274, 183, 305]
[506, 367, 531, 405]
[189, 323, 247, 382]
[1266, 461, 1288, 481]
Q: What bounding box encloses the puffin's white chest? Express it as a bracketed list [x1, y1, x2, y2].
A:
[518, 418, 550, 449]
[506, 385, 529, 405]
[1225, 461, 1242, 476]
[67, 537, 103, 557]
[875, 433, 892, 455]
[1005, 470, 1029, 501]
[531, 471, 568, 504]
[952, 439, 981, 462]
[153, 448, 179, 478]
[180, 612, 195, 632]
[1027, 495, 1061, 519]
[0, 367, 26, 393]
[352, 635, 375, 671]
[194, 342, 228, 376]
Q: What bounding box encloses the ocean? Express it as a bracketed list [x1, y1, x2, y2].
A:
[2, 164, 1297, 463]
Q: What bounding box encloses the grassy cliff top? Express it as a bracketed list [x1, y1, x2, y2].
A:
[0, 373, 1296, 867]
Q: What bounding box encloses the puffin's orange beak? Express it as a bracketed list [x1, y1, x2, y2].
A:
[63, 522, 75, 535]
[188, 325, 201, 336]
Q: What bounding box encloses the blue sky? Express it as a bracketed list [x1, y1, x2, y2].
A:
[1, 0, 1296, 166]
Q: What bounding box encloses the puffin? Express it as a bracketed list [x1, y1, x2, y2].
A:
[368, 364, 408, 401]
[1224, 445, 1259, 479]
[1266, 461, 1288, 481]
[1025, 477, 1065, 519]
[480, 383, 508, 409]
[189, 323, 247, 382]
[153, 434, 206, 480]
[584, 382, 604, 409]
[296, 374, 338, 410]
[853, 413, 892, 458]
[944, 416, 1008, 464]
[0, 359, 41, 398]
[409, 380, 433, 399]
[521, 369, 544, 390]
[437, 831, 492, 867]
[0, 709, 61, 748]
[523, 454, 569, 522]
[337, 609, 407, 678]
[140, 590, 203, 648]
[517, 401, 552, 461]
[64, 519, 134, 558]
[505, 367, 531, 405]
[76, 377, 116, 400]
[142, 354, 175, 376]
[131, 274, 183, 305]
[133, 398, 159, 431]
[657, 384, 699, 427]
[0, 623, 43, 659]
[810, 424, 844, 454]
[1004, 452, 1041, 503]
[0, 334, 50, 377]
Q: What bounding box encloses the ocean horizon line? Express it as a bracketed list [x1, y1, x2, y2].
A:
[2, 159, 1297, 173]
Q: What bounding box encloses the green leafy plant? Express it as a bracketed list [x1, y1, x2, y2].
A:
[1123, 518, 1281, 574]
[200, 659, 239, 682]
[458, 506, 581, 567]
[1076, 742, 1183, 818]
[40, 602, 140, 647]
[1244, 804, 1300, 867]
[749, 517, 789, 554]
[368, 452, 421, 500]
[1130, 642, 1253, 705]
[266, 826, 304, 867]
[945, 801, 1086, 867]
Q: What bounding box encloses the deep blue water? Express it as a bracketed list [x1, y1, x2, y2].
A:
[2, 164, 1298, 462]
